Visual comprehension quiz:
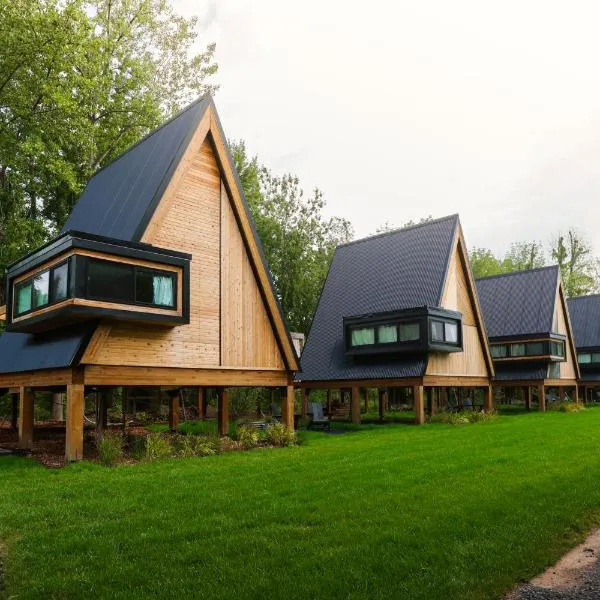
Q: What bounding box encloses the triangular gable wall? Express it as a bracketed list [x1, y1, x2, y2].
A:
[426, 226, 494, 377]
[82, 104, 295, 371]
[553, 279, 580, 380]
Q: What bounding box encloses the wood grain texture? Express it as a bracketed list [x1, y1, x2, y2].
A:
[18, 387, 34, 449]
[0, 368, 76, 388]
[0, 305, 6, 322]
[554, 282, 580, 380]
[65, 383, 85, 461]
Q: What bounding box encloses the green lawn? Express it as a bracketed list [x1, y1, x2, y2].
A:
[2, 410, 600, 599]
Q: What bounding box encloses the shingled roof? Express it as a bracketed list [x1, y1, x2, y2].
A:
[298, 215, 460, 382]
[475, 266, 560, 339]
[567, 295, 600, 349]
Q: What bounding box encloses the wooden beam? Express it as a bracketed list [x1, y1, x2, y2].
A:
[217, 388, 229, 436]
[483, 385, 493, 411]
[423, 375, 490, 387]
[83, 365, 290, 387]
[282, 385, 295, 429]
[0, 304, 6, 322]
[351, 387, 361, 424]
[197, 388, 207, 420]
[0, 368, 77, 389]
[297, 378, 423, 389]
[65, 383, 85, 461]
[413, 385, 425, 425]
[18, 387, 34, 449]
[538, 384, 546, 412]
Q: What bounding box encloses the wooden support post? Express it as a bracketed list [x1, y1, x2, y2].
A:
[378, 389, 385, 420]
[574, 384, 579, 404]
[217, 388, 229, 436]
[326, 389, 332, 415]
[350, 386, 361, 424]
[197, 388, 207, 420]
[413, 385, 425, 425]
[483, 385, 493, 412]
[18, 387, 34, 449]
[10, 393, 18, 432]
[65, 384, 85, 462]
[169, 391, 180, 431]
[281, 385, 295, 429]
[301, 388, 309, 419]
[440, 387, 448, 410]
[52, 392, 64, 422]
[524, 386, 531, 410]
[538, 385, 546, 412]
[426, 388, 433, 416]
[96, 389, 109, 439]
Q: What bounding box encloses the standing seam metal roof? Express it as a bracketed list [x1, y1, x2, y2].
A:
[298, 215, 460, 382]
[567, 295, 600, 349]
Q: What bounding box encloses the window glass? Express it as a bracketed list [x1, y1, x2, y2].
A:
[490, 345, 508, 358]
[526, 342, 544, 356]
[377, 324, 398, 344]
[351, 327, 375, 346]
[431, 321, 444, 342]
[51, 262, 69, 302]
[548, 362, 560, 378]
[87, 259, 134, 303]
[136, 270, 175, 308]
[32, 271, 50, 308]
[593, 353, 600, 364]
[15, 281, 32, 315]
[399, 322, 420, 342]
[550, 341, 565, 357]
[444, 322, 458, 344]
[579, 353, 592, 364]
[511, 344, 526, 357]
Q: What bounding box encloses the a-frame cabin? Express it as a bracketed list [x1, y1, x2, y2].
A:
[0, 96, 298, 460]
[567, 294, 600, 401]
[476, 266, 579, 409]
[296, 215, 495, 424]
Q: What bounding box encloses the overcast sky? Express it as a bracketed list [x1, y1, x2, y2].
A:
[175, 0, 600, 256]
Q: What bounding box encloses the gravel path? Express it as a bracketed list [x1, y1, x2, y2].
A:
[508, 530, 600, 600]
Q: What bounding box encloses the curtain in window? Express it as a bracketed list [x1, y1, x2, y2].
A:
[351, 328, 375, 346]
[17, 283, 32, 314]
[399, 323, 420, 341]
[378, 325, 398, 343]
[153, 276, 174, 307]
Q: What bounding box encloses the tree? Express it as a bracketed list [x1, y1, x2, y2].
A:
[502, 241, 545, 272]
[231, 141, 353, 334]
[469, 248, 503, 279]
[0, 0, 217, 301]
[551, 230, 598, 297]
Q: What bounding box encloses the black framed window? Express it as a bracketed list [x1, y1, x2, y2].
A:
[51, 262, 69, 302]
[550, 341, 565, 357]
[444, 322, 458, 343]
[579, 353, 592, 364]
[548, 362, 560, 378]
[14, 280, 33, 316]
[430, 319, 460, 345]
[526, 342, 544, 356]
[490, 344, 508, 358]
[399, 322, 420, 342]
[431, 321, 444, 342]
[377, 324, 398, 344]
[510, 343, 525, 357]
[33, 271, 50, 309]
[135, 269, 175, 307]
[350, 327, 375, 347]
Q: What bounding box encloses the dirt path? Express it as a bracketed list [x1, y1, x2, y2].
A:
[507, 529, 600, 599]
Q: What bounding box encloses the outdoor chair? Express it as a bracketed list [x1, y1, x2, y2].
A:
[308, 402, 331, 431]
[270, 402, 282, 420]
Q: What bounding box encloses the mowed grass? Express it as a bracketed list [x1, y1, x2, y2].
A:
[3, 410, 600, 599]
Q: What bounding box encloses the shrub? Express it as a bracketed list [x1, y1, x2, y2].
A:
[192, 437, 220, 456]
[237, 425, 260, 449]
[145, 433, 173, 460]
[178, 420, 218, 436]
[265, 423, 297, 447]
[97, 431, 124, 466]
[173, 435, 196, 458]
[127, 434, 148, 460]
[429, 410, 497, 425]
[552, 401, 586, 413]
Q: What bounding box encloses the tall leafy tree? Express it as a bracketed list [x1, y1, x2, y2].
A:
[469, 248, 504, 279]
[231, 141, 353, 334]
[551, 230, 598, 297]
[502, 241, 545, 272]
[0, 0, 217, 301]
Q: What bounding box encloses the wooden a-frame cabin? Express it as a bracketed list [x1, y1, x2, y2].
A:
[296, 215, 495, 424]
[567, 294, 600, 402]
[0, 96, 299, 460]
[476, 267, 579, 409]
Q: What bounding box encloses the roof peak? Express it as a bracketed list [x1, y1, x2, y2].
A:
[338, 214, 459, 250]
[476, 264, 559, 283]
[91, 94, 212, 178]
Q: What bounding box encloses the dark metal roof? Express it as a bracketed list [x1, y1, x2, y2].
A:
[493, 362, 548, 381]
[567, 295, 600, 349]
[475, 267, 559, 339]
[297, 215, 459, 382]
[61, 96, 211, 242]
[0, 323, 96, 374]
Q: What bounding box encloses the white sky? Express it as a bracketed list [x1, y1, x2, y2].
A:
[175, 0, 600, 256]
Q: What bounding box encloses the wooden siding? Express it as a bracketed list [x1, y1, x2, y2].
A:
[554, 285, 578, 380]
[84, 136, 286, 371]
[426, 236, 489, 377]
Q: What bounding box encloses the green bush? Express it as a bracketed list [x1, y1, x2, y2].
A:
[145, 433, 173, 460]
[429, 410, 498, 425]
[173, 435, 196, 458]
[178, 420, 218, 436]
[192, 436, 220, 456]
[265, 423, 297, 447]
[127, 434, 148, 461]
[237, 425, 260, 449]
[552, 401, 586, 413]
[96, 431, 124, 466]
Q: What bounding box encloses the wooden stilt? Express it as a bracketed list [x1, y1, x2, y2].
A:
[197, 387, 207, 420]
[65, 384, 85, 461]
[524, 386, 531, 410]
[52, 392, 64, 422]
[483, 385, 493, 411]
[351, 386, 361, 424]
[538, 384, 546, 412]
[440, 387, 447, 411]
[217, 388, 229, 436]
[10, 393, 18, 432]
[413, 385, 425, 425]
[96, 389, 109, 439]
[18, 387, 34, 449]
[169, 391, 180, 431]
[281, 385, 295, 428]
[301, 388, 309, 419]
[574, 384, 579, 404]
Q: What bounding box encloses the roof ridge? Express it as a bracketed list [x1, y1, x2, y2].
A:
[338, 214, 459, 249]
[90, 94, 211, 178]
[476, 264, 559, 283]
[568, 293, 600, 301]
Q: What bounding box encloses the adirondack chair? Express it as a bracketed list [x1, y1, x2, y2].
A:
[308, 402, 331, 431]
